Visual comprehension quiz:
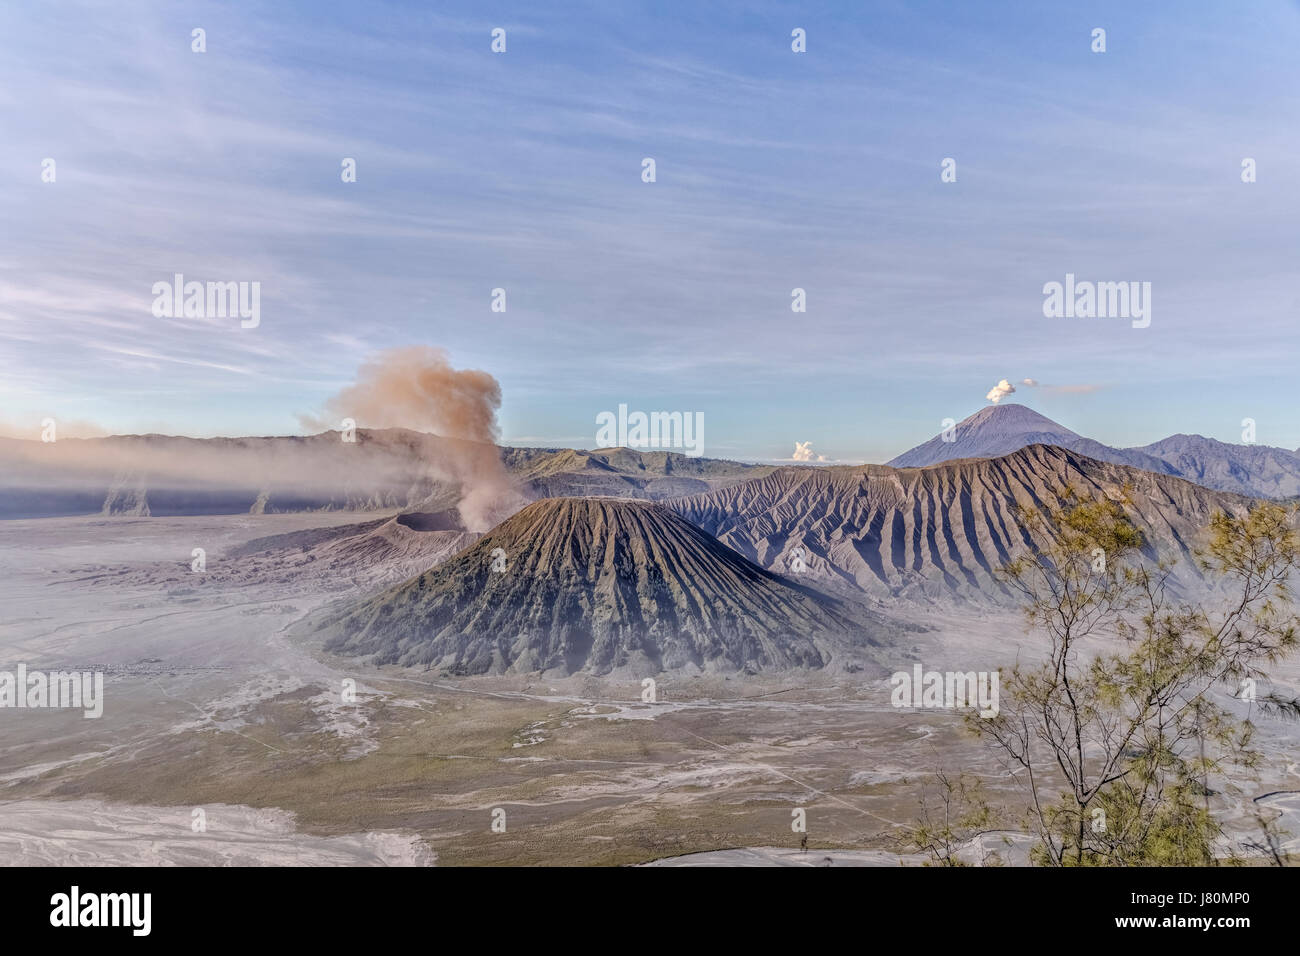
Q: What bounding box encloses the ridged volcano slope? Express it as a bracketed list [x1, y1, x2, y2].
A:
[321, 497, 887, 675]
[670, 444, 1252, 604]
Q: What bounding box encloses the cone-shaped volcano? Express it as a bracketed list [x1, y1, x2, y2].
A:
[321, 497, 885, 675]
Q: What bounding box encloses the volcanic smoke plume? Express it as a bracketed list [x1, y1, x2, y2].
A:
[305, 347, 524, 530]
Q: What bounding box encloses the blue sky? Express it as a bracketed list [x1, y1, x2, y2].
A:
[2, 0, 1298, 462]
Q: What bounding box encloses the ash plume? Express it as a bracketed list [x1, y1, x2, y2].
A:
[303, 347, 525, 530]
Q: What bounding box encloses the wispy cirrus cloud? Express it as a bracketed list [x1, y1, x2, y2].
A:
[1, 0, 1298, 453]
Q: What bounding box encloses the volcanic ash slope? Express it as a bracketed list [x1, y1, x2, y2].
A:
[671, 444, 1252, 604]
[320, 497, 896, 676]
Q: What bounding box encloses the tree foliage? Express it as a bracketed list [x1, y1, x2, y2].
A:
[974, 490, 1299, 865]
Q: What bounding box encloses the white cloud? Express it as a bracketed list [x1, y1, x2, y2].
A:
[986, 379, 1016, 403]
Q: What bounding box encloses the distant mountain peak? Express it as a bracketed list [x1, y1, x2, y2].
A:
[958, 403, 1078, 437]
[885, 405, 1300, 499]
[888, 404, 1080, 468]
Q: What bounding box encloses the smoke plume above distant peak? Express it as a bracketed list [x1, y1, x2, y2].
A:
[985, 376, 1100, 403]
[986, 377, 1050, 403]
[986, 379, 1017, 404]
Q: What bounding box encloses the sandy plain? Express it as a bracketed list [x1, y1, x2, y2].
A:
[1, 513, 1296, 866]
